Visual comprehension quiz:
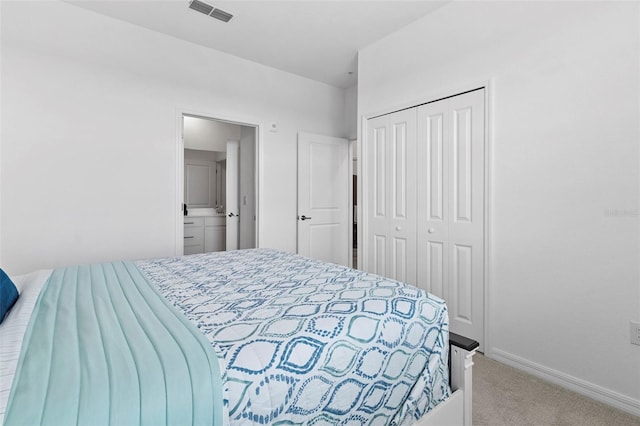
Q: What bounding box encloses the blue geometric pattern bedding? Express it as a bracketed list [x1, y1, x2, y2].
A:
[136, 249, 450, 425]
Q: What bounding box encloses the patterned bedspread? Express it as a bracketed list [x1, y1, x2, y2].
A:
[136, 249, 450, 425]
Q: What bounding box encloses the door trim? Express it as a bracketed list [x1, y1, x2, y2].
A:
[348, 139, 355, 269]
[175, 107, 263, 255]
[359, 79, 493, 354]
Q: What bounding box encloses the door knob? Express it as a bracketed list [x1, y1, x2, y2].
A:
[300, 215, 312, 221]
[228, 212, 238, 218]
[395, 226, 402, 231]
[427, 228, 435, 234]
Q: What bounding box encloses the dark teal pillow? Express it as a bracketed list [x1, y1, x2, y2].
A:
[0, 269, 19, 324]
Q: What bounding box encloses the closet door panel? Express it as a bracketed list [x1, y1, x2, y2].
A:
[392, 237, 408, 283]
[449, 93, 484, 239]
[392, 121, 408, 219]
[373, 234, 387, 276]
[427, 114, 445, 222]
[417, 103, 449, 293]
[453, 107, 473, 224]
[447, 89, 485, 347]
[389, 109, 417, 285]
[366, 116, 390, 275]
[374, 127, 387, 218]
[451, 243, 473, 324]
[366, 109, 417, 285]
[426, 241, 445, 299]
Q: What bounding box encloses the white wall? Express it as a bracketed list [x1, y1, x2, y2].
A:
[344, 84, 358, 141]
[183, 116, 241, 152]
[0, 0, 346, 275]
[359, 1, 640, 414]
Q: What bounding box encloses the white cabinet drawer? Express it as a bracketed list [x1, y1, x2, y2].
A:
[184, 216, 205, 255]
[183, 217, 204, 227]
[184, 227, 204, 244]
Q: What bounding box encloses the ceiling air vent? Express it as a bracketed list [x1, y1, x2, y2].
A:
[189, 0, 214, 15]
[209, 8, 233, 23]
[189, 0, 233, 23]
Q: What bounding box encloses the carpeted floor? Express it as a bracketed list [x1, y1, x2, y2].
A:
[473, 353, 640, 426]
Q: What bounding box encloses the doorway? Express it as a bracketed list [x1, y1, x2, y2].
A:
[179, 113, 259, 254]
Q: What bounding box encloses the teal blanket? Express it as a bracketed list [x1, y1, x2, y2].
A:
[4, 261, 223, 426]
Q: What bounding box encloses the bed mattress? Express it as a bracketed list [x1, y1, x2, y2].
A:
[1, 249, 450, 425]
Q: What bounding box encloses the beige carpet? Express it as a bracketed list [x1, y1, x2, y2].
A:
[473, 353, 640, 426]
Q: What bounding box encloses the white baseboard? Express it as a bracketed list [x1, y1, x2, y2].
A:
[490, 348, 640, 418]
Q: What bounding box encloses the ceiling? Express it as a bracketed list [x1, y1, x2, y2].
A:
[67, 1, 448, 88]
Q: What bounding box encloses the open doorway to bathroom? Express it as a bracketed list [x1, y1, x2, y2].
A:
[180, 113, 258, 254]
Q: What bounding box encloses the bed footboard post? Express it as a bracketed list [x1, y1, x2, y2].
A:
[449, 333, 479, 426]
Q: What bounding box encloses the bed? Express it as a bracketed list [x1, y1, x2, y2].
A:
[0, 249, 477, 425]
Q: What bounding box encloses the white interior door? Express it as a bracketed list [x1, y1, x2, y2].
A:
[417, 89, 485, 349]
[226, 140, 239, 251]
[365, 109, 418, 285]
[297, 132, 349, 266]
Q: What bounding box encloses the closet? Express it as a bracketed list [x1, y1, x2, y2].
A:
[364, 88, 485, 348]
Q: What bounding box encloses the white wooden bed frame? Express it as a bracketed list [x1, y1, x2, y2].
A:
[416, 336, 478, 426]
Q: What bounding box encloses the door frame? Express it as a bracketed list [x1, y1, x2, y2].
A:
[175, 108, 263, 255]
[359, 79, 493, 355]
[349, 138, 356, 269]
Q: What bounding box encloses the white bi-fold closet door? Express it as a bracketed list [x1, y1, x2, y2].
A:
[365, 89, 485, 349]
[366, 108, 418, 285]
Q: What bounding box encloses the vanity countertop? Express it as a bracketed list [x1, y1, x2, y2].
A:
[186, 208, 225, 217]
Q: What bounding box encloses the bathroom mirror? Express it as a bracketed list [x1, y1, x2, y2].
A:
[184, 149, 225, 210]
